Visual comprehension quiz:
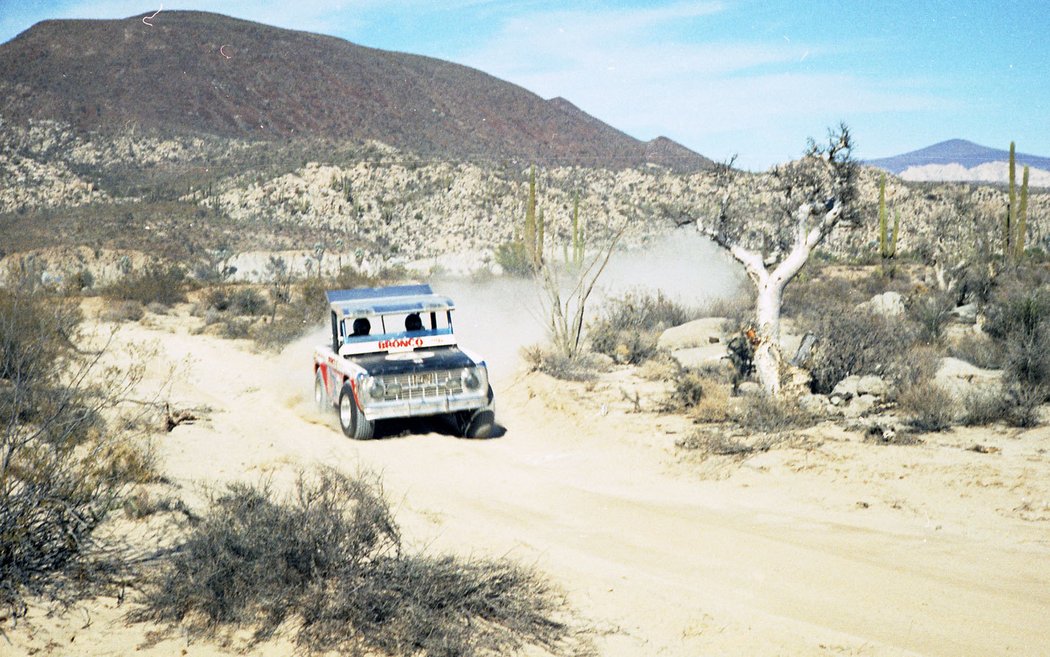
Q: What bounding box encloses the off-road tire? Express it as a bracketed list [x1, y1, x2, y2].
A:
[462, 385, 496, 438]
[314, 369, 329, 412]
[338, 383, 375, 440]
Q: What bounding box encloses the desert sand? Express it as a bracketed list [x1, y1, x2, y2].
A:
[7, 296, 1050, 657]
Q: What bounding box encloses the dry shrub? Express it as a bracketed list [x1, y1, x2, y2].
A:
[897, 382, 957, 432]
[906, 289, 955, 344]
[521, 344, 605, 381]
[133, 469, 577, 657]
[590, 289, 693, 364]
[2, 283, 149, 612]
[732, 394, 815, 433]
[897, 344, 943, 388]
[806, 305, 914, 394]
[206, 286, 269, 316]
[100, 299, 145, 322]
[960, 388, 1009, 427]
[783, 276, 860, 319]
[660, 370, 731, 422]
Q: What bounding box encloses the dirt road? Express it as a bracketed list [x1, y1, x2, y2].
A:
[12, 313, 1050, 656]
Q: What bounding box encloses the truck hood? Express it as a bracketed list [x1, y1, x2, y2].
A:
[350, 346, 479, 376]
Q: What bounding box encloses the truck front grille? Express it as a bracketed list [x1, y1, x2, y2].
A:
[374, 369, 463, 401]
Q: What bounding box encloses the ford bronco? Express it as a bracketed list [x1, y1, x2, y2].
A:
[312, 284, 495, 439]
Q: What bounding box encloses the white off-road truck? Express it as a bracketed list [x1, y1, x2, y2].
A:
[312, 284, 495, 439]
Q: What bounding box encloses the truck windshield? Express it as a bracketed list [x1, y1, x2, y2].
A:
[343, 310, 453, 344]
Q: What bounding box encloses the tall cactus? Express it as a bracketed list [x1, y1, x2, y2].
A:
[536, 208, 545, 265]
[524, 164, 538, 267]
[571, 191, 584, 268]
[878, 172, 899, 276]
[1006, 142, 1016, 261]
[1004, 142, 1030, 264]
[1016, 164, 1029, 260]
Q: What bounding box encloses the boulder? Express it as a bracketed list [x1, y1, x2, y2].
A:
[949, 303, 978, 324]
[857, 291, 905, 318]
[798, 393, 831, 415]
[658, 317, 728, 351]
[669, 344, 727, 370]
[857, 375, 890, 397]
[832, 375, 862, 400]
[737, 381, 762, 396]
[843, 394, 878, 418]
[933, 357, 1002, 399]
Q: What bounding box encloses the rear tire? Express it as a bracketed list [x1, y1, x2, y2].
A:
[338, 383, 374, 440]
[314, 369, 329, 412]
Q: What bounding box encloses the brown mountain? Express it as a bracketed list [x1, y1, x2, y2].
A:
[0, 11, 710, 170]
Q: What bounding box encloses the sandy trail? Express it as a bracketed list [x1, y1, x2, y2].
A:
[92, 313, 1046, 657]
[10, 309, 1050, 656]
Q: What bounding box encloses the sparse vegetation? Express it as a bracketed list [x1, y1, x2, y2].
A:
[1, 280, 150, 613]
[133, 469, 578, 657]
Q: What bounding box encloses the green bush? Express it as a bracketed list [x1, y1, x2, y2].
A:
[133, 470, 576, 656]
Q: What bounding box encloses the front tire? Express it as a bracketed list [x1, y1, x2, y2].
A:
[338, 383, 374, 440]
[463, 386, 496, 438]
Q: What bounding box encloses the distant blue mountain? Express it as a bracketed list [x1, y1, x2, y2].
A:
[866, 139, 1050, 174]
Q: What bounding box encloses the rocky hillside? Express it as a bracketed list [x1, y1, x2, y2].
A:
[0, 11, 709, 172]
[2, 119, 1049, 284]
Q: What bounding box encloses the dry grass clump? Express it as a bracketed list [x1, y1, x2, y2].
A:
[948, 332, 1004, 370]
[659, 369, 731, 423]
[100, 299, 146, 322]
[132, 469, 579, 657]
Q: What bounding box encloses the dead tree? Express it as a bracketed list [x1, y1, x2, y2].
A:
[680, 124, 858, 395]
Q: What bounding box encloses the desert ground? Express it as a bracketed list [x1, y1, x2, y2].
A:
[6, 267, 1049, 657]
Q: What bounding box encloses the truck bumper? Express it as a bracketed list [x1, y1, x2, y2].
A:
[360, 392, 490, 421]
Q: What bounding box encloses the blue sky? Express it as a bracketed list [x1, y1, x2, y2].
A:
[1, 0, 1046, 170]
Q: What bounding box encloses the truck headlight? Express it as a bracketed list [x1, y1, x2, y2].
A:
[362, 375, 385, 400]
[461, 367, 485, 392]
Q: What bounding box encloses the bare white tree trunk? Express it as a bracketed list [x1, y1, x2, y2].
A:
[754, 278, 784, 395]
[708, 202, 842, 396]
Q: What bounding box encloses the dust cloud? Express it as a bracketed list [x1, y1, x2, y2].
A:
[437, 229, 745, 381]
[277, 229, 743, 399]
